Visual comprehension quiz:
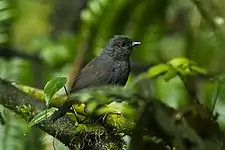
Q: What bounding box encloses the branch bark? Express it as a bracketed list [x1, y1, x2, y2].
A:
[0, 79, 126, 149]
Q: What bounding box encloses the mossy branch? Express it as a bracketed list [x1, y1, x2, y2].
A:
[0, 79, 126, 149]
[1, 61, 224, 150]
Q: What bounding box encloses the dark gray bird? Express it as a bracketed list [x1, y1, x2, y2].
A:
[51, 35, 141, 121]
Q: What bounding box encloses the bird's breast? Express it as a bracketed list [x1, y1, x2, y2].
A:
[112, 60, 130, 85]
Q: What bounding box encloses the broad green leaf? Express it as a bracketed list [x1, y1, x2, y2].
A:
[28, 108, 56, 127]
[44, 77, 67, 107]
[147, 64, 169, 77]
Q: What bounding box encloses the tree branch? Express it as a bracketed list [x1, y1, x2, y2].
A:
[0, 79, 125, 149]
[1, 77, 224, 149]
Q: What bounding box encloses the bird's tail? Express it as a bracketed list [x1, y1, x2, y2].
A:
[51, 100, 74, 122]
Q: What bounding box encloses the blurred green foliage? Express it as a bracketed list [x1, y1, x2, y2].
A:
[0, 0, 225, 149]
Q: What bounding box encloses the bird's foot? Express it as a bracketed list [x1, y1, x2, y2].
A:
[102, 112, 122, 124]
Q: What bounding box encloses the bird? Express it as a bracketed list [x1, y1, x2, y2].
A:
[51, 35, 141, 121]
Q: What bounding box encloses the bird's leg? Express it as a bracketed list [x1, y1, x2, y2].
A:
[86, 111, 122, 125]
[102, 112, 122, 124]
[51, 100, 78, 122]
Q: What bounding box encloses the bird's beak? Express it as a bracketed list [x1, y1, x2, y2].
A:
[131, 41, 141, 47]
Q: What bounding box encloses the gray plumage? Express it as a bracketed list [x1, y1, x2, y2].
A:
[51, 35, 141, 121]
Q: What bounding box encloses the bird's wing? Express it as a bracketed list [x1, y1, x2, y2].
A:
[70, 57, 114, 92]
[52, 58, 113, 122]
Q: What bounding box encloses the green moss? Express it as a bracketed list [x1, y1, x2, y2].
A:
[106, 114, 135, 133]
[13, 83, 67, 106]
[15, 104, 34, 120]
[106, 142, 121, 150]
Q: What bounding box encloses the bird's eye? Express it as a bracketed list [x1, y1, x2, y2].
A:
[121, 42, 126, 47]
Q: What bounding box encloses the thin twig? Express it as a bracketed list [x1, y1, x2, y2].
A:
[67, 38, 90, 92]
[179, 75, 200, 104]
[53, 137, 56, 150]
[191, 0, 224, 29]
[211, 83, 221, 117]
[0, 47, 43, 63]
[191, 0, 225, 45]
[64, 86, 69, 97]
[63, 86, 78, 118]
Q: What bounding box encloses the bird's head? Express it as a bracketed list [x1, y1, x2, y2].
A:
[102, 35, 141, 60]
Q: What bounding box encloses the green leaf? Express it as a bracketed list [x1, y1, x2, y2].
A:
[191, 65, 207, 75]
[44, 77, 67, 107]
[67, 113, 79, 126]
[167, 57, 191, 67]
[28, 108, 57, 127]
[0, 1, 9, 10]
[163, 68, 177, 82]
[167, 57, 202, 76]
[147, 64, 169, 77]
[174, 66, 195, 76]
